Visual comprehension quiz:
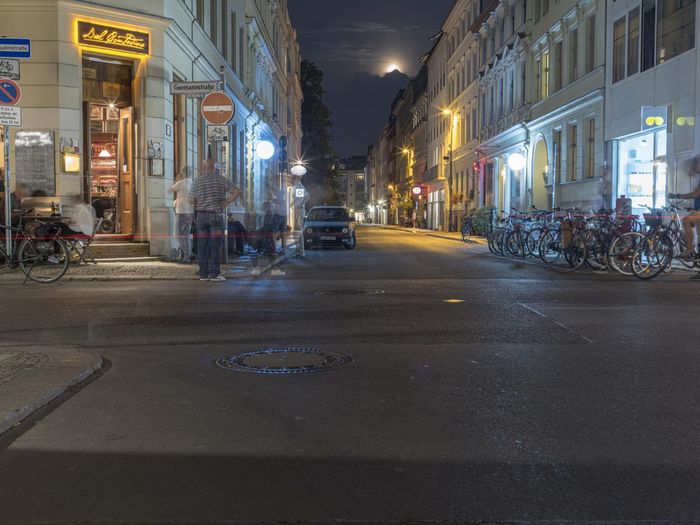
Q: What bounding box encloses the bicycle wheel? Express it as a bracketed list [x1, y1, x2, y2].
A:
[608, 232, 644, 276]
[17, 238, 70, 283]
[487, 230, 499, 255]
[582, 232, 607, 270]
[631, 235, 672, 280]
[506, 231, 526, 258]
[540, 230, 584, 272]
[525, 227, 543, 258]
[461, 225, 471, 242]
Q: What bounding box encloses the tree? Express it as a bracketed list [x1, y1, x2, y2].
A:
[300, 60, 337, 206]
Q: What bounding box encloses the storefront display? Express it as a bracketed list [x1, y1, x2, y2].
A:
[617, 130, 667, 217]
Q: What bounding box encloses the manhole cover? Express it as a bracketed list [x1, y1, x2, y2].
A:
[216, 348, 354, 375]
[314, 289, 385, 296]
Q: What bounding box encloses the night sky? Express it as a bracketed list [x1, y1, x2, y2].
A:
[288, 0, 455, 158]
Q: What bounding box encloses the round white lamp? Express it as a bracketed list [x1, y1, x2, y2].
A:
[257, 140, 275, 160]
[507, 152, 526, 171]
[290, 163, 307, 176]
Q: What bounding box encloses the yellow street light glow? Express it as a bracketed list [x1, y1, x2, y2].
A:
[443, 299, 465, 303]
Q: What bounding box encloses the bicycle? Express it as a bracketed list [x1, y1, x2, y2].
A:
[0, 213, 70, 283]
[460, 216, 473, 242]
[631, 203, 697, 280]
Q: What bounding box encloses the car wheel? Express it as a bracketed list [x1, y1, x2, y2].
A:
[344, 235, 356, 250]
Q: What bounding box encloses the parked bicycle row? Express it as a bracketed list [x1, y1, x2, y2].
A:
[485, 203, 700, 280]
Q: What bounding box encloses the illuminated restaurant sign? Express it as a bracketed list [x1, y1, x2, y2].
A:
[77, 21, 149, 56]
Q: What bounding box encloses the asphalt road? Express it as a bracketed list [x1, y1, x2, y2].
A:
[1, 225, 700, 524]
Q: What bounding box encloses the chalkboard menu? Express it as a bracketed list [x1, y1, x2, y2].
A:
[14, 131, 56, 196]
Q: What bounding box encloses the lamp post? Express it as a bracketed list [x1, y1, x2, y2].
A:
[443, 109, 459, 232]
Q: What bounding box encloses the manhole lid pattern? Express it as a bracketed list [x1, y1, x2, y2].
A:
[216, 348, 355, 375]
[314, 289, 385, 296]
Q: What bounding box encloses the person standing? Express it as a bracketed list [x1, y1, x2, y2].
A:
[168, 167, 194, 262]
[669, 155, 700, 258]
[189, 159, 241, 282]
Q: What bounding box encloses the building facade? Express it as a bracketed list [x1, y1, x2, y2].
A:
[0, 0, 302, 255]
[606, 0, 698, 218]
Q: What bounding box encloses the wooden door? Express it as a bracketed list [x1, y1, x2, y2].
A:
[117, 107, 134, 235]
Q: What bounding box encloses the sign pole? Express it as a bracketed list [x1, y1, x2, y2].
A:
[3, 125, 11, 256]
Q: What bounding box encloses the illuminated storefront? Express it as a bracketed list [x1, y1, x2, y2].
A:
[616, 129, 667, 217]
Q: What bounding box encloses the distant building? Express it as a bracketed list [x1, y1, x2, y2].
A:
[337, 156, 368, 218]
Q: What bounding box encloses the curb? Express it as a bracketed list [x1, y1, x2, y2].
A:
[0, 351, 103, 436]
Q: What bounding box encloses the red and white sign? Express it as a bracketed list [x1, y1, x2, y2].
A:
[0, 78, 21, 106]
[201, 91, 234, 125]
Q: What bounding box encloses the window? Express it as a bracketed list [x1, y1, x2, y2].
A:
[584, 118, 595, 179]
[209, 0, 218, 46]
[641, 0, 656, 71]
[628, 7, 640, 76]
[534, 59, 541, 100]
[585, 15, 596, 74]
[567, 124, 577, 181]
[540, 51, 549, 99]
[554, 41, 563, 92]
[230, 12, 237, 72]
[569, 29, 578, 83]
[196, 0, 204, 26]
[657, 0, 695, 64]
[222, 0, 228, 57]
[613, 17, 626, 82]
[553, 130, 562, 183]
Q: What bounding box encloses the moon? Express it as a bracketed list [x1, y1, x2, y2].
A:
[386, 63, 400, 73]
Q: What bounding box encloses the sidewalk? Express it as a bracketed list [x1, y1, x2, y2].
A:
[378, 224, 488, 244]
[0, 346, 102, 436]
[0, 244, 299, 282]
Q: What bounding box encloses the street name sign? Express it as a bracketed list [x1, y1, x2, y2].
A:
[207, 125, 229, 142]
[201, 91, 234, 124]
[0, 59, 20, 80]
[0, 79, 21, 105]
[0, 38, 31, 58]
[0, 106, 21, 126]
[170, 80, 220, 96]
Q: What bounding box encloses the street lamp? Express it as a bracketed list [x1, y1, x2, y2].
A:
[442, 109, 459, 232]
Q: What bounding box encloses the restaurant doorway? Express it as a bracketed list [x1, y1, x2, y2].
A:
[82, 55, 135, 236]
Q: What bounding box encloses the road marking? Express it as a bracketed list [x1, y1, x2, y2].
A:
[518, 302, 594, 343]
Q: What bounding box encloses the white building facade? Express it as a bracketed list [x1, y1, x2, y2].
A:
[0, 0, 302, 256]
[605, 0, 698, 218]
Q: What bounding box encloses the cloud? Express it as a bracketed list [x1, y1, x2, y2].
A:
[305, 20, 424, 35]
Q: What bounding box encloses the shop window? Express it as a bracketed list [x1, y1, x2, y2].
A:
[613, 17, 626, 82]
[628, 7, 640, 76]
[657, 0, 695, 64]
[617, 131, 667, 216]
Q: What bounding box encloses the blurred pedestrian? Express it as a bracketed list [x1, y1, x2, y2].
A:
[168, 166, 194, 262]
[669, 154, 700, 258]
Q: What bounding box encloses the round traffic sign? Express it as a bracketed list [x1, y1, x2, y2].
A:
[201, 91, 234, 125]
[0, 78, 21, 106]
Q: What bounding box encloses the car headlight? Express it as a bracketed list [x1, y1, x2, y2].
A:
[305, 228, 313, 234]
[342, 227, 349, 234]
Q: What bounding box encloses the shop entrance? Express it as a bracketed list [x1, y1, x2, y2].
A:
[82, 56, 134, 236]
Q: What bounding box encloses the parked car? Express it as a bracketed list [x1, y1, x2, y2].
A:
[303, 206, 356, 249]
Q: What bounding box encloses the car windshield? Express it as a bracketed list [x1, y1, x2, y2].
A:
[307, 209, 348, 221]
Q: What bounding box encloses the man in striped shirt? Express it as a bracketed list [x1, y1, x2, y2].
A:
[189, 159, 241, 282]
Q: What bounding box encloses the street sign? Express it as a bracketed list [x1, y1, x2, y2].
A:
[295, 188, 305, 198]
[201, 91, 234, 124]
[206, 125, 229, 142]
[0, 79, 21, 105]
[170, 80, 220, 96]
[0, 106, 21, 126]
[0, 38, 31, 59]
[0, 59, 20, 80]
